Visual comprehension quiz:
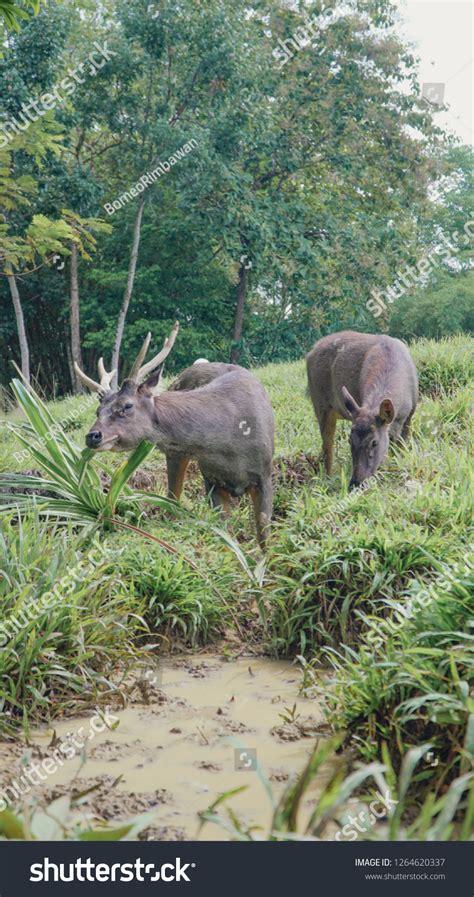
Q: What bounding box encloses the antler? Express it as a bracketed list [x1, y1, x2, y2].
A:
[128, 332, 151, 382]
[130, 321, 180, 384]
[73, 322, 179, 394]
[74, 358, 116, 394]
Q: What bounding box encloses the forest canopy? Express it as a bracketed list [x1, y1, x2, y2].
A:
[0, 0, 472, 394]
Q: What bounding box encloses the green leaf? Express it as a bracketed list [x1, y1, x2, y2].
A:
[0, 808, 26, 839]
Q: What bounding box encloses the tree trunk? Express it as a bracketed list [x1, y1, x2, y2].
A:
[111, 194, 146, 385]
[6, 268, 30, 382]
[70, 242, 84, 393]
[230, 262, 248, 363]
[65, 332, 75, 391]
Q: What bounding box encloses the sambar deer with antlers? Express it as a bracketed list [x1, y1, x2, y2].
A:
[75, 323, 274, 547]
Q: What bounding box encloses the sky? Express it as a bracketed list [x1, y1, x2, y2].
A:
[395, 0, 473, 144]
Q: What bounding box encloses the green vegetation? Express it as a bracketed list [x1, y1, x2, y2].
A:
[1, 1, 472, 392]
[200, 738, 473, 841]
[0, 512, 147, 738]
[0, 793, 156, 840]
[0, 334, 472, 837]
[0, 376, 158, 523]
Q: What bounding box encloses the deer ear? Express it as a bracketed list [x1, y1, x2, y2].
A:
[342, 386, 360, 418]
[138, 364, 164, 395]
[378, 398, 395, 424]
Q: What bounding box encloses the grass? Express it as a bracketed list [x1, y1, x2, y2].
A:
[411, 334, 474, 396]
[0, 333, 472, 837]
[0, 512, 148, 738]
[0, 794, 157, 840]
[0, 376, 160, 524]
[199, 737, 473, 841]
[100, 535, 232, 647]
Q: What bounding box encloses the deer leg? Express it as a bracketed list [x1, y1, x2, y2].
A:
[401, 409, 415, 440]
[319, 409, 338, 475]
[249, 479, 272, 550]
[209, 485, 232, 517]
[166, 453, 190, 500]
[202, 475, 232, 516]
[203, 477, 214, 499]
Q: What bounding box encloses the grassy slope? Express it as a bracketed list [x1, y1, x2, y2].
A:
[0, 335, 473, 795]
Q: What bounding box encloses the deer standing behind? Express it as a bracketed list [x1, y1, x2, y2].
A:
[75, 324, 274, 547]
[306, 331, 418, 488]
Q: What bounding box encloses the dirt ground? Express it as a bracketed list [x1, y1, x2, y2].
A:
[0, 655, 335, 840]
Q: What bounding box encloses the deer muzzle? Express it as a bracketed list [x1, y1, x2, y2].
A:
[85, 430, 119, 451]
[86, 430, 103, 448]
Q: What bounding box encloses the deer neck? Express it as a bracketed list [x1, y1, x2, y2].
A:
[151, 392, 209, 453]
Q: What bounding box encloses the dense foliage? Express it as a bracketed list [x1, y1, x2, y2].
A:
[1, 0, 472, 394]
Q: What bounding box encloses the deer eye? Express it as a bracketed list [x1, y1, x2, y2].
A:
[118, 402, 133, 416]
[370, 439, 377, 449]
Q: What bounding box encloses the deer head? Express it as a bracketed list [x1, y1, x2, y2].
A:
[341, 385, 394, 488]
[74, 322, 179, 451]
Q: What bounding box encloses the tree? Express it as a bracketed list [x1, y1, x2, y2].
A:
[157, 0, 441, 360]
[0, 0, 44, 33]
[0, 0, 466, 394]
[389, 145, 474, 339]
[99, 0, 267, 377]
[60, 210, 112, 391]
[0, 1, 112, 385]
[0, 125, 77, 380]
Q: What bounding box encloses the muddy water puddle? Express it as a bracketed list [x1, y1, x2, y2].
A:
[1, 656, 333, 840]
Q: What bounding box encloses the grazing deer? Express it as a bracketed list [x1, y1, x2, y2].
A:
[75, 324, 274, 547]
[306, 331, 418, 488]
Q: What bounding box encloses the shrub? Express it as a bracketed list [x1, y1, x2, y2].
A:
[411, 335, 474, 395]
[102, 538, 228, 648]
[0, 513, 147, 736]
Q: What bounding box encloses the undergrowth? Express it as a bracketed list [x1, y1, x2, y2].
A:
[0, 334, 472, 834]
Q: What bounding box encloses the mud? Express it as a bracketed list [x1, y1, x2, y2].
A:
[0, 656, 333, 840]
